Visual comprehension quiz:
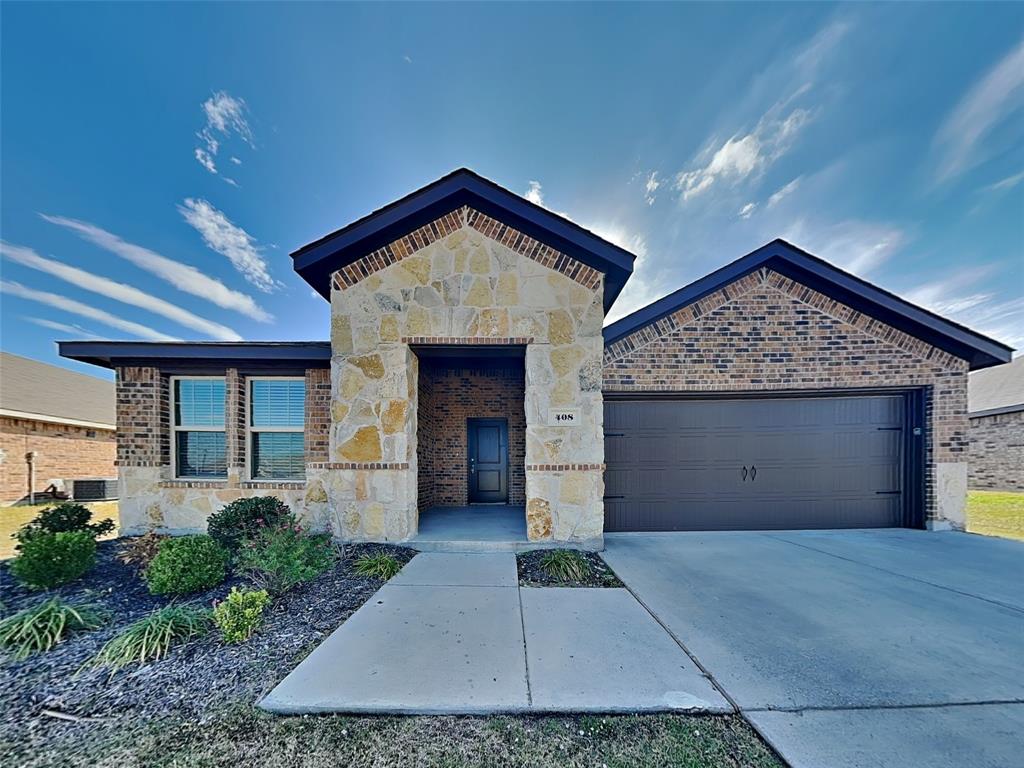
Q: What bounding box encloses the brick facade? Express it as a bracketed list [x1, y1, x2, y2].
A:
[603, 267, 970, 524]
[114, 366, 169, 467]
[417, 362, 526, 508]
[0, 416, 116, 504]
[969, 410, 1024, 491]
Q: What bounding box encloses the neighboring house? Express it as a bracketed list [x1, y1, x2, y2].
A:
[59, 170, 1012, 544]
[0, 352, 117, 505]
[968, 355, 1023, 492]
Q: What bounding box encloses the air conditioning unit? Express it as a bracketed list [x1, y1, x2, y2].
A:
[71, 478, 118, 501]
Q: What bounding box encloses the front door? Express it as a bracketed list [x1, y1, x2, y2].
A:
[467, 418, 508, 503]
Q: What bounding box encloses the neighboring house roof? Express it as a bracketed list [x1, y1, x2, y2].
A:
[603, 239, 1013, 371]
[291, 168, 637, 312]
[0, 351, 115, 428]
[969, 356, 1024, 417]
[57, 341, 331, 370]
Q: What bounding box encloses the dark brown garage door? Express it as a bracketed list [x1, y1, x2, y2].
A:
[604, 395, 906, 531]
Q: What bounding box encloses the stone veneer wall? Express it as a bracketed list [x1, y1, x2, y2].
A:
[115, 366, 331, 534]
[603, 267, 971, 527]
[969, 410, 1024, 491]
[327, 206, 605, 547]
[417, 362, 526, 508]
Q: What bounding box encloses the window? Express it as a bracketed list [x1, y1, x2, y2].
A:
[172, 378, 226, 478]
[249, 378, 305, 480]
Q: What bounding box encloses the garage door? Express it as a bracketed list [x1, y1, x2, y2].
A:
[604, 395, 906, 531]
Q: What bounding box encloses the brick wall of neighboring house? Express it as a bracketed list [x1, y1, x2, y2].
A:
[603, 267, 970, 525]
[0, 416, 116, 504]
[417, 362, 526, 507]
[969, 410, 1024, 491]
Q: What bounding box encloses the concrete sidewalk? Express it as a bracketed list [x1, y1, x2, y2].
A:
[259, 552, 728, 715]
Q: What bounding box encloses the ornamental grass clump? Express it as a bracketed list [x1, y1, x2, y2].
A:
[88, 604, 210, 673]
[143, 535, 228, 595]
[352, 551, 402, 580]
[10, 531, 97, 590]
[212, 587, 271, 643]
[0, 597, 106, 661]
[539, 549, 592, 582]
[236, 522, 335, 596]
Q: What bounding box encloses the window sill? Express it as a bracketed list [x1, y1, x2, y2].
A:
[159, 479, 228, 489]
[241, 480, 305, 489]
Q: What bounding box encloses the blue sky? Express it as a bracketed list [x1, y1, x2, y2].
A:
[2, 3, 1022, 379]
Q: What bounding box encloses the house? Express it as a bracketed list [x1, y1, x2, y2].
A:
[59, 169, 1012, 545]
[0, 352, 117, 505]
[968, 355, 1023, 492]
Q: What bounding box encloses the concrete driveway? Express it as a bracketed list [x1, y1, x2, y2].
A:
[603, 529, 1024, 768]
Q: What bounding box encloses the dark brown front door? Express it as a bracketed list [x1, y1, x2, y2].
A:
[468, 418, 508, 503]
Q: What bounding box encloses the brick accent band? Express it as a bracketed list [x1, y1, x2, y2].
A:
[331, 206, 602, 292]
[402, 336, 534, 346]
[159, 480, 226, 489]
[241, 481, 306, 490]
[306, 462, 410, 470]
[526, 463, 605, 471]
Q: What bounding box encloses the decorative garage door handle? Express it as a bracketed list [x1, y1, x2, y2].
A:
[750, 465, 757, 481]
[741, 466, 748, 481]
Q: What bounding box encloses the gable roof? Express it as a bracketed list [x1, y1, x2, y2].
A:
[969, 355, 1023, 416]
[0, 351, 115, 428]
[603, 239, 1013, 371]
[292, 168, 636, 312]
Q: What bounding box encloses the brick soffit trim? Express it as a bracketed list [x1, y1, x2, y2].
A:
[603, 267, 964, 371]
[330, 206, 603, 292]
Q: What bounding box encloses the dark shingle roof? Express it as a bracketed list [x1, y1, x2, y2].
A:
[969, 356, 1024, 417]
[0, 352, 115, 427]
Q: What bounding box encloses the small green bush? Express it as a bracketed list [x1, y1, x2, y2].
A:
[143, 535, 228, 595]
[236, 523, 335, 596]
[89, 604, 210, 672]
[14, 503, 115, 548]
[212, 587, 271, 643]
[352, 551, 402, 580]
[0, 597, 106, 660]
[539, 549, 591, 582]
[10, 531, 97, 590]
[206, 496, 294, 553]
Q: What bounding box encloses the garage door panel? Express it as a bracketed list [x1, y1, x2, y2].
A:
[604, 395, 905, 531]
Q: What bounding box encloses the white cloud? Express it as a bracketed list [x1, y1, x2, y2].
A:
[1, 280, 180, 341]
[230, 156, 242, 166]
[1, 241, 241, 340]
[981, 170, 1024, 195]
[933, 39, 1024, 183]
[644, 172, 661, 205]
[782, 218, 906, 277]
[40, 213, 272, 322]
[403, 54, 413, 64]
[738, 202, 757, 219]
[24, 316, 98, 338]
[767, 176, 802, 207]
[195, 91, 253, 180]
[178, 199, 276, 293]
[794, 18, 853, 73]
[525, 180, 544, 206]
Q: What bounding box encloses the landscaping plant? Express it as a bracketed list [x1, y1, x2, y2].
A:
[117, 531, 170, 568]
[88, 604, 210, 673]
[352, 551, 402, 579]
[236, 522, 335, 595]
[0, 597, 106, 660]
[539, 549, 592, 582]
[212, 587, 271, 643]
[13, 502, 115, 549]
[206, 496, 295, 553]
[9, 531, 97, 590]
[143, 535, 229, 595]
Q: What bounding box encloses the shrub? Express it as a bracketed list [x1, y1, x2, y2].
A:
[143, 535, 228, 595]
[352, 551, 402, 580]
[10, 531, 97, 590]
[212, 587, 271, 643]
[118, 532, 169, 569]
[89, 604, 210, 673]
[14, 503, 115, 548]
[236, 523, 335, 596]
[206, 496, 294, 553]
[539, 549, 591, 582]
[0, 597, 106, 660]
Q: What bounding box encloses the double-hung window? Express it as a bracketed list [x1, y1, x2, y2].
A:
[172, 377, 227, 478]
[249, 378, 305, 480]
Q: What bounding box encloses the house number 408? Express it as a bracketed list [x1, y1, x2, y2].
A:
[549, 409, 578, 425]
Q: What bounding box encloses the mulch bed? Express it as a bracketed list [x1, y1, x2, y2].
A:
[0, 538, 415, 755]
[516, 550, 623, 588]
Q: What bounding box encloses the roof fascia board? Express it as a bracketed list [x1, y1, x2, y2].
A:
[969, 404, 1024, 418]
[0, 408, 115, 431]
[59, 341, 331, 370]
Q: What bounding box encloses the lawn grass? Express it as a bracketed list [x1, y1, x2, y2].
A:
[966, 490, 1024, 541]
[12, 706, 784, 768]
[0, 501, 119, 559]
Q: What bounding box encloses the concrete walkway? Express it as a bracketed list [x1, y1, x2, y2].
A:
[260, 552, 728, 714]
[603, 530, 1024, 768]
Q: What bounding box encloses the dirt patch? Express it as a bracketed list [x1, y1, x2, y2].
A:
[517, 550, 623, 588]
